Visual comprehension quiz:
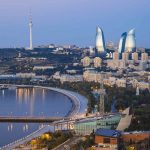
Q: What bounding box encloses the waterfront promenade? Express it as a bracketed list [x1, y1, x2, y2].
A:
[0, 125, 53, 150]
[0, 85, 88, 150]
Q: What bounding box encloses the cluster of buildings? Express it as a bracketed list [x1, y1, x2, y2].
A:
[81, 57, 102, 67]
[53, 72, 83, 83]
[107, 52, 149, 70]
[93, 129, 150, 150]
[74, 114, 121, 135]
[52, 69, 150, 91]
[82, 51, 149, 69]
[84, 70, 150, 90]
[73, 108, 150, 150]
[91, 27, 136, 54]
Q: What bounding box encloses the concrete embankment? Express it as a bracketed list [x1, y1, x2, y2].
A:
[35, 86, 88, 117]
[0, 85, 88, 150]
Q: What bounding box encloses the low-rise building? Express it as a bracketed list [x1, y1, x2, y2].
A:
[122, 131, 150, 143]
[60, 74, 83, 83]
[95, 129, 122, 150]
[33, 66, 55, 70]
[66, 70, 77, 74]
[138, 81, 150, 91]
[103, 77, 126, 88]
[83, 70, 112, 83]
[16, 73, 36, 78]
[74, 114, 121, 135]
[116, 79, 126, 88]
[122, 131, 150, 150]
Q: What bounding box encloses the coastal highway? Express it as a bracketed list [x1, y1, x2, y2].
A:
[0, 85, 88, 150]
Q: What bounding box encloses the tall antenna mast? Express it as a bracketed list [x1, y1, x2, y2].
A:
[29, 11, 33, 50]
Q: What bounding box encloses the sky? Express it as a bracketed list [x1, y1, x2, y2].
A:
[0, 0, 150, 48]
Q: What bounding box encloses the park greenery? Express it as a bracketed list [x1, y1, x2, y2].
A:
[69, 133, 95, 150]
[29, 131, 73, 149]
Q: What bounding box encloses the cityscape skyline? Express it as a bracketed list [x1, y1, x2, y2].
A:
[0, 0, 150, 48]
[0, 1, 149, 149]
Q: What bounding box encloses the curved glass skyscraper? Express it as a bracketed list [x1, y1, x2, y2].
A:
[118, 32, 127, 54]
[125, 29, 136, 52]
[96, 27, 106, 53]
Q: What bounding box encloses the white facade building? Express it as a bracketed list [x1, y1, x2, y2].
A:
[96, 27, 106, 53]
[93, 57, 102, 68]
[125, 29, 136, 52]
[81, 57, 91, 67]
[60, 74, 83, 83]
[16, 73, 36, 78]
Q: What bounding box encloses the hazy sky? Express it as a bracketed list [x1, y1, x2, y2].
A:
[0, 0, 150, 48]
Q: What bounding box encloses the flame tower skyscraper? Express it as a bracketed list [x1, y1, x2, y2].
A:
[118, 32, 127, 54]
[125, 29, 136, 52]
[95, 27, 106, 53]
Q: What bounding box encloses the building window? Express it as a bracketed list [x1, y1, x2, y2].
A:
[103, 138, 110, 143]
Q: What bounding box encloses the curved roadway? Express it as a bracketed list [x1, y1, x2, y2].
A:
[0, 85, 88, 150]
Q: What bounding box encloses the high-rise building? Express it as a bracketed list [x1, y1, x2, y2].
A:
[29, 16, 33, 50]
[122, 52, 129, 61]
[93, 57, 102, 68]
[125, 29, 136, 52]
[132, 52, 138, 61]
[113, 52, 119, 60]
[141, 53, 148, 62]
[118, 32, 127, 54]
[96, 27, 106, 53]
[81, 56, 91, 67]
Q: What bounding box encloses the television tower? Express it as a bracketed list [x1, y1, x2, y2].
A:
[29, 14, 33, 50]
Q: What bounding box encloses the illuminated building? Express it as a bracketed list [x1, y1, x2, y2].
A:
[118, 32, 127, 54]
[125, 29, 136, 52]
[96, 27, 106, 53]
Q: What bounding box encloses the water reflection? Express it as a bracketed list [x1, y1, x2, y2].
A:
[0, 87, 72, 147]
[6, 123, 46, 133]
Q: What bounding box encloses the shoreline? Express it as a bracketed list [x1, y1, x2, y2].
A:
[35, 86, 82, 117]
[0, 84, 88, 118]
[0, 84, 88, 150]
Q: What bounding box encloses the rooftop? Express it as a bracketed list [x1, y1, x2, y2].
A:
[76, 114, 121, 124]
[95, 129, 121, 137]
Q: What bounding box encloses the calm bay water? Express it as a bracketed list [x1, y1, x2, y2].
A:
[0, 87, 72, 147]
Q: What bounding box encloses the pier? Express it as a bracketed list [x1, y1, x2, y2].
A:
[0, 116, 67, 123]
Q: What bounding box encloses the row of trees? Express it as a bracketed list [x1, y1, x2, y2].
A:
[29, 131, 73, 149]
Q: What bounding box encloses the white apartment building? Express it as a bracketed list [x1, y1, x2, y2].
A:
[83, 70, 112, 83]
[107, 60, 126, 69]
[103, 77, 126, 88]
[60, 74, 83, 83]
[16, 73, 36, 78]
[33, 66, 55, 70]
